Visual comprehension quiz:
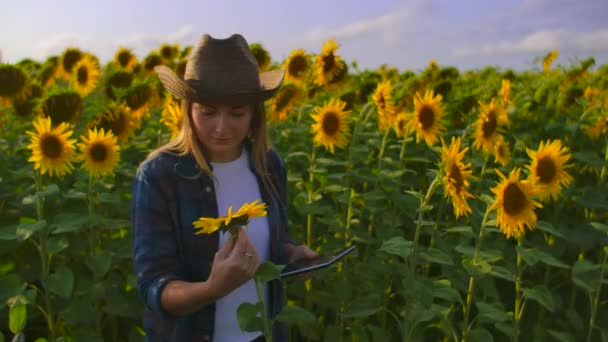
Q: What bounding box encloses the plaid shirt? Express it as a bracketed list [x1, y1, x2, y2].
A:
[131, 147, 291, 341]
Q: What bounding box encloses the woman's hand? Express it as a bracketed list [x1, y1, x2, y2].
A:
[285, 243, 319, 280]
[207, 228, 260, 298]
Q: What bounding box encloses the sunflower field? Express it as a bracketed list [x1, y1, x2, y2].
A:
[0, 40, 607, 342]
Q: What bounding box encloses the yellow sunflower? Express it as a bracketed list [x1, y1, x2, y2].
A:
[473, 98, 508, 155]
[490, 168, 543, 239]
[71, 55, 100, 96]
[90, 103, 137, 144]
[123, 82, 156, 120]
[408, 90, 447, 146]
[193, 200, 267, 236]
[142, 53, 163, 74]
[39, 62, 58, 88]
[114, 47, 138, 71]
[310, 98, 350, 153]
[394, 112, 410, 138]
[526, 139, 573, 202]
[159, 44, 179, 63]
[26, 117, 77, 177]
[500, 79, 511, 105]
[268, 83, 303, 122]
[585, 114, 608, 140]
[583, 86, 601, 102]
[249, 43, 271, 71]
[78, 128, 121, 176]
[441, 136, 474, 218]
[0, 64, 30, 103]
[373, 80, 396, 131]
[542, 50, 559, 73]
[493, 135, 511, 167]
[59, 48, 84, 79]
[42, 90, 84, 126]
[160, 96, 183, 139]
[284, 49, 310, 83]
[314, 39, 343, 86]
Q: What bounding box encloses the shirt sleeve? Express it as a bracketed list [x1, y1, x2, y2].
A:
[131, 163, 184, 317]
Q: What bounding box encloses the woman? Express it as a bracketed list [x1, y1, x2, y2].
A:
[131, 33, 317, 342]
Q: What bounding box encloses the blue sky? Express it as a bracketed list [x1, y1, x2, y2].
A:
[1, 0, 607, 71]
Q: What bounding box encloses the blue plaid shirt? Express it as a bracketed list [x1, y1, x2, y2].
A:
[131, 147, 291, 341]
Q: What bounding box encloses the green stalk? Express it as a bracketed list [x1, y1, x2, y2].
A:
[377, 128, 390, 165]
[586, 248, 608, 342]
[255, 279, 272, 341]
[399, 135, 410, 161]
[344, 188, 354, 246]
[513, 237, 524, 342]
[35, 173, 56, 341]
[410, 173, 441, 270]
[306, 146, 316, 249]
[462, 206, 491, 341]
[600, 137, 607, 182]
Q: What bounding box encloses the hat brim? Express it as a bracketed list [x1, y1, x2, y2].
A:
[155, 65, 284, 105]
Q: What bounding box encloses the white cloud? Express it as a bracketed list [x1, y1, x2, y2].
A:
[32, 32, 91, 59]
[113, 25, 194, 55]
[453, 28, 608, 57]
[304, 9, 410, 46]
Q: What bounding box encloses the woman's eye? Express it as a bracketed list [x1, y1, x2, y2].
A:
[231, 112, 245, 117]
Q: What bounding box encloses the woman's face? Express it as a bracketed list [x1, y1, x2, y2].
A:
[191, 102, 254, 162]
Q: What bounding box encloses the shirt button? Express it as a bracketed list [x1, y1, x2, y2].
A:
[204, 186, 211, 193]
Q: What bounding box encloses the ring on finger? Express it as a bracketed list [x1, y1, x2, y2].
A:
[245, 252, 254, 257]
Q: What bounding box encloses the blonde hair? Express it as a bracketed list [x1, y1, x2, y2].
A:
[145, 99, 280, 201]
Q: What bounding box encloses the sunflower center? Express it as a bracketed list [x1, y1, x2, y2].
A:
[62, 50, 83, 74]
[77, 66, 89, 85]
[377, 95, 386, 111]
[503, 182, 527, 216]
[288, 56, 308, 77]
[40, 134, 63, 159]
[536, 156, 556, 183]
[418, 105, 435, 130]
[275, 86, 296, 112]
[100, 113, 126, 137]
[89, 143, 108, 162]
[482, 111, 497, 138]
[448, 164, 464, 192]
[397, 119, 407, 131]
[117, 52, 131, 67]
[322, 112, 340, 136]
[322, 53, 335, 73]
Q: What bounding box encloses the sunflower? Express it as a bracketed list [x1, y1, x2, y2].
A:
[327, 60, 349, 88]
[142, 53, 163, 74]
[26, 116, 77, 177]
[284, 49, 310, 83]
[159, 44, 179, 63]
[0, 64, 30, 102]
[59, 48, 84, 79]
[489, 168, 542, 239]
[373, 80, 396, 131]
[583, 86, 601, 102]
[193, 200, 267, 236]
[408, 90, 447, 146]
[71, 55, 100, 96]
[105, 70, 134, 100]
[39, 62, 58, 88]
[310, 98, 350, 153]
[473, 98, 507, 154]
[175, 59, 188, 77]
[268, 83, 303, 122]
[494, 135, 511, 167]
[114, 47, 138, 71]
[78, 128, 121, 176]
[123, 82, 155, 120]
[12, 83, 45, 117]
[500, 79, 511, 105]
[585, 114, 608, 140]
[542, 50, 559, 73]
[249, 43, 271, 71]
[441, 136, 474, 218]
[160, 96, 183, 139]
[314, 39, 343, 86]
[41, 90, 84, 126]
[90, 103, 137, 144]
[526, 139, 573, 202]
[394, 112, 409, 138]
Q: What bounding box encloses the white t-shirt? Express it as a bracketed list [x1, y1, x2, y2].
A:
[210, 149, 269, 342]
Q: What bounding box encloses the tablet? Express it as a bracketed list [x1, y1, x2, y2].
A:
[280, 245, 357, 278]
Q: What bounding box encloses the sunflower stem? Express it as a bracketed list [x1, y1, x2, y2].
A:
[305, 145, 316, 293]
[254, 277, 273, 342]
[600, 137, 607, 182]
[377, 128, 390, 165]
[344, 188, 354, 246]
[399, 135, 410, 161]
[586, 247, 608, 342]
[462, 205, 491, 342]
[513, 237, 524, 342]
[410, 173, 441, 271]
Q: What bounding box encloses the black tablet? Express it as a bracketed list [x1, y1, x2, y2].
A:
[280, 245, 357, 278]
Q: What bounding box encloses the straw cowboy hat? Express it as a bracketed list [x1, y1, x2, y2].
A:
[154, 33, 284, 105]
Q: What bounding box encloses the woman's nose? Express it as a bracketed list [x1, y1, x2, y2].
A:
[215, 113, 228, 132]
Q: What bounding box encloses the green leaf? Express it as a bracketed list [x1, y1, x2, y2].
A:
[537, 221, 564, 239]
[51, 213, 90, 234]
[476, 302, 509, 322]
[419, 248, 454, 266]
[432, 280, 462, 303]
[404, 190, 424, 201]
[236, 302, 264, 333]
[517, 247, 569, 269]
[0, 224, 18, 241]
[322, 185, 348, 193]
[378, 236, 413, 259]
[275, 305, 315, 326]
[489, 265, 515, 282]
[85, 252, 112, 278]
[590, 222, 608, 235]
[572, 259, 597, 294]
[444, 226, 474, 237]
[16, 220, 47, 240]
[63, 191, 86, 200]
[255, 262, 284, 282]
[47, 237, 69, 255]
[462, 259, 492, 277]
[547, 330, 576, 342]
[37, 184, 60, 198]
[9, 303, 26, 334]
[47, 266, 74, 299]
[10, 332, 25, 342]
[468, 328, 494, 342]
[523, 285, 556, 312]
[343, 295, 382, 318]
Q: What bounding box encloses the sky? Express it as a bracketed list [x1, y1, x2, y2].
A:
[1, 0, 607, 72]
